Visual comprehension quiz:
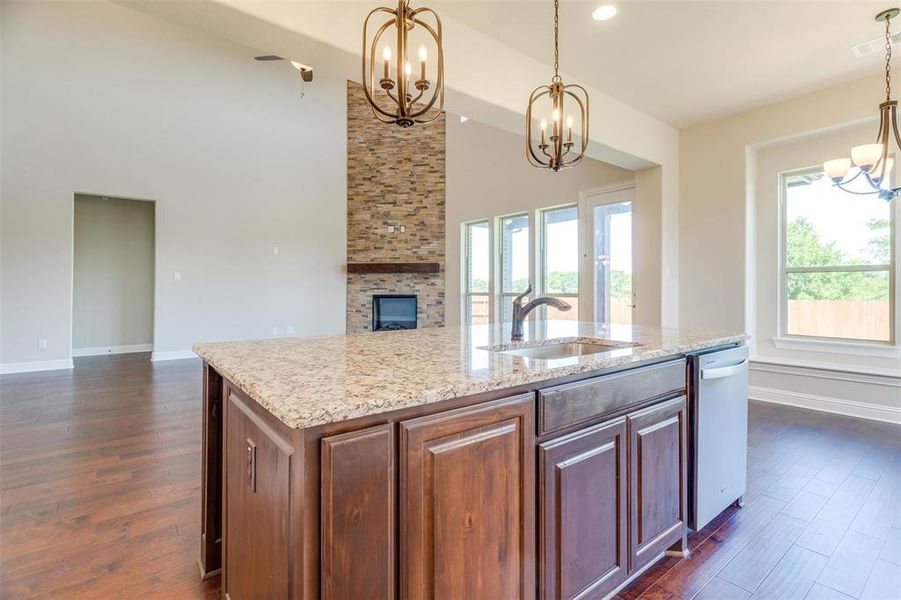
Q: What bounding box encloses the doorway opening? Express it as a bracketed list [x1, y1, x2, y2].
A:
[581, 186, 635, 325]
[72, 194, 155, 357]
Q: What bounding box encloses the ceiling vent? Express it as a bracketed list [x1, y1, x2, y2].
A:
[852, 31, 901, 58]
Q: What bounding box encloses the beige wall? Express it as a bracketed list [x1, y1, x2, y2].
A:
[445, 114, 634, 326]
[0, 1, 347, 367]
[681, 74, 900, 421]
[679, 73, 889, 332]
[73, 195, 155, 350]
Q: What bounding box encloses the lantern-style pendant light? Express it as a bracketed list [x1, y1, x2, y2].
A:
[362, 0, 445, 127]
[823, 8, 900, 201]
[526, 0, 589, 171]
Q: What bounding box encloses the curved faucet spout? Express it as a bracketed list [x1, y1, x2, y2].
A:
[510, 283, 572, 341]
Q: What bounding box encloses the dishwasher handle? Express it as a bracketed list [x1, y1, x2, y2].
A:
[700, 358, 748, 380]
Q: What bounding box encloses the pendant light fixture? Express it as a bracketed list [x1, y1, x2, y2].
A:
[526, 0, 590, 171]
[362, 0, 445, 127]
[824, 8, 900, 201]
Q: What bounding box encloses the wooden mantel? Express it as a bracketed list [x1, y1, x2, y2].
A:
[346, 262, 440, 274]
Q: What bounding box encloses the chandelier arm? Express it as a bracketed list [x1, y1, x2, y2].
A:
[363, 14, 405, 120]
[834, 182, 884, 196]
[564, 86, 590, 155]
[526, 87, 552, 165]
[893, 104, 901, 149]
[408, 15, 444, 119]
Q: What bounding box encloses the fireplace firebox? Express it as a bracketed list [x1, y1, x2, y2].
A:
[372, 295, 417, 331]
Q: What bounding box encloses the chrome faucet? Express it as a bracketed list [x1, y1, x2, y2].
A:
[510, 284, 572, 341]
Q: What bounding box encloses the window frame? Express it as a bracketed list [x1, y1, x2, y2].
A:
[497, 212, 532, 323]
[462, 219, 491, 326]
[538, 204, 579, 317]
[778, 166, 897, 347]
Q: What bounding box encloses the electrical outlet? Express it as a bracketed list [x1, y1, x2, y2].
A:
[38, 338, 48, 350]
[286, 326, 295, 335]
[387, 225, 395, 234]
[271, 326, 279, 336]
[173, 271, 182, 281]
[273, 246, 279, 255]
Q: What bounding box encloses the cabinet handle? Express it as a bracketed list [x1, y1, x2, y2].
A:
[246, 439, 257, 492]
[700, 359, 748, 380]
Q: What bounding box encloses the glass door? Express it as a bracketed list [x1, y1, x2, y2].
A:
[581, 187, 635, 325]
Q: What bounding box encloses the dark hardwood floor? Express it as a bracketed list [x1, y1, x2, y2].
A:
[1, 354, 898, 599]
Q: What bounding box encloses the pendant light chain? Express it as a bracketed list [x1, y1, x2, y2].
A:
[886, 15, 893, 102]
[552, 0, 561, 83]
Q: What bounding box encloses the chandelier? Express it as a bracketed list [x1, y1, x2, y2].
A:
[361, 0, 445, 127]
[526, 0, 589, 171]
[824, 8, 900, 201]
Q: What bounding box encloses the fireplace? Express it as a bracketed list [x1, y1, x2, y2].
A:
[372, 295, 417, 331]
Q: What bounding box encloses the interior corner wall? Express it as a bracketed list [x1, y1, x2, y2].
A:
[0, 1, 347, 367]
[445, 113, 635, 326]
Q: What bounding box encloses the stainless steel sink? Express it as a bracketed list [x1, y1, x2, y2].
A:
[496, 340, 639, 360]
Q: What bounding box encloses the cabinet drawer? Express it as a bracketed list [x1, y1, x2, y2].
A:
[538, 359, 686, 435]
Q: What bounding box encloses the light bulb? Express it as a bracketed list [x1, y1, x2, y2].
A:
[592, 4, 618, 21]
[418, 45, 428, 61]
[383, 45, 392, 61]
[404, 61, 412, 77]
[540, 118, 547, 131]
[851, 143, 883, 171]
[823, 158, 851, 182]
[552, 108, 561, 122]
[566, 116, 574, 128]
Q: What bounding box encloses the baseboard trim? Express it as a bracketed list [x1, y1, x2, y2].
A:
[0, 359, 74, 375]
[150, 350, 197, 362]
[749, 385, 901, 425]
[73, 344, 153, 357]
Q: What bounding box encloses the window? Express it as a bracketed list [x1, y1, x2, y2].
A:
[781, 168, 894, 343]
[499, 214, 530, 323]
[463, 220, 490, 325]
[540, 205, 579, 320]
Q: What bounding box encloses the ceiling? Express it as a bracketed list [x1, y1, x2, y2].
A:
[433, 0, 901, 128]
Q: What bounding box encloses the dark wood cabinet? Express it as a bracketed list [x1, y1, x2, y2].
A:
[627, 396, 688, 572]
[223, 385, 295, 600]
[539, 417, 628, 600]
[399, 394, 536, 600]
[320, 424, 395, 600]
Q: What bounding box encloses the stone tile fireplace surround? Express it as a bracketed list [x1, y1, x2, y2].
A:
[345, 82, 446, 333]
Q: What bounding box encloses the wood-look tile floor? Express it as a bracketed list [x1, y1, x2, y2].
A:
[1, 354, 899, 599]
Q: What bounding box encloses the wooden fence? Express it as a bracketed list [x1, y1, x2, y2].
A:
[786, 300, 890, 341]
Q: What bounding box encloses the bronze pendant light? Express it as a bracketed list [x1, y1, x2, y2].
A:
[362, 0, 445, 127]
[824, 8, 900, 201]
[526, 0, 590, 171]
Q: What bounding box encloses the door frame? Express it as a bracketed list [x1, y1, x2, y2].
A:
[578, 183, 636, 323]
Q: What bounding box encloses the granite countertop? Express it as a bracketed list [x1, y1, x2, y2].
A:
[193, 321, 747, 430]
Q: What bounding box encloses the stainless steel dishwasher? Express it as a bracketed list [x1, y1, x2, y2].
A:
[687, 345, 749, 531]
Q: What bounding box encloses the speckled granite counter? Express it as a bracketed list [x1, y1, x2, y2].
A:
[193, 321, 746, 429]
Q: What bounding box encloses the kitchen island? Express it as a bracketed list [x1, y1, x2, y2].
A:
[194, 321, 747, 600]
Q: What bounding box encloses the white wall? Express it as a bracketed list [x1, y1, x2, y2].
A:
[120, 0, 682, 329]
[0, 1, 347, 369]
[73, 195, 155, 351]
[445, 114, 634, 326]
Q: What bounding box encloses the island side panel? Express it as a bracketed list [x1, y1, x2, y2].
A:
[199, 362, 223, 579]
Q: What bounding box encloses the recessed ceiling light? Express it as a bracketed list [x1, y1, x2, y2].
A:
[592, 4, 618, 21]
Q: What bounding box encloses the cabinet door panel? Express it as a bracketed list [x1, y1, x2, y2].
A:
[223, 387, 293, 600]
[540, 417, 627, 600]
[400, 394, 535, 600]
[321, 424, 395, 600]
[628, 396, 687, 572]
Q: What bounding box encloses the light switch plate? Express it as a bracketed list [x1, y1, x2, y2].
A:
[173, 271, 181, 281]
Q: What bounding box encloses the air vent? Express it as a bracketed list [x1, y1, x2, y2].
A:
[852, 32, 901, 58]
